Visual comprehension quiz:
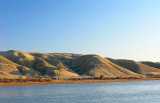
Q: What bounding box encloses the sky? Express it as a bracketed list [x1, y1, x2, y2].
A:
[0, 0, 160, 62]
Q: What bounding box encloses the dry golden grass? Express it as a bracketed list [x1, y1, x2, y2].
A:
[1, 50, 160, 80]
[107, 58, 160, 75]
[71, 55, 140, 77]
[141, 61, 160, 69]
[0, 52, 39, 78]
[0, 50, 79, 78]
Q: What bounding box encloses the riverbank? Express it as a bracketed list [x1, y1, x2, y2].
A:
[0, 78, 160, 86]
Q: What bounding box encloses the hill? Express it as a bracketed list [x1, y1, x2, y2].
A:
[71, 55, 139, 77]
[1, 50, 160, 79]
[0, 50, 79, 78]
[30, 52, 79, 77]
[0, 55, 38, 79]
[0, 50, 35, 68]
[107, 58, 160, 75]
[140, 61, 160, 69]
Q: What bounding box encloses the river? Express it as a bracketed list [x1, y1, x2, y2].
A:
[0, 80, 160, 103]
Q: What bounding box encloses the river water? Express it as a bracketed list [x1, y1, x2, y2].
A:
[0, 80, 160, 103]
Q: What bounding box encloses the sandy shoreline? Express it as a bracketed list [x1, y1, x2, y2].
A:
[0, 78, 160, 86]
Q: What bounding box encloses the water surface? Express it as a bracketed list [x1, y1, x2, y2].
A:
[0, 80, 160, 103]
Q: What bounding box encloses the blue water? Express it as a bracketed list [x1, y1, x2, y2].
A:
[0, 80, 160, 103]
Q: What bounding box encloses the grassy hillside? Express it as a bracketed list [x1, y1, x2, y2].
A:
[141, 61, 160, 69]
[1, 50, 160, 79]
[71, 55, 139, 77]
[0, 55, 38, 79]
[107, 58, 160, 75]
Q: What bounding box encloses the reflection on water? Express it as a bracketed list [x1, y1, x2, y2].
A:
[0, 80, 160, 103]
[0, 86, 34, 98]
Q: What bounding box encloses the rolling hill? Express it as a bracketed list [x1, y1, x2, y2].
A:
[107, 58, 160, 75]
[0, 50, 160, 79]
[71, 55, 139, 77]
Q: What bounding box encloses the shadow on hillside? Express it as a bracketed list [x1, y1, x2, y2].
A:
[107, 58, 140, 73]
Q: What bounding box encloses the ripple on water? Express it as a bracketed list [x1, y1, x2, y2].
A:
[0, 80, 160, 103]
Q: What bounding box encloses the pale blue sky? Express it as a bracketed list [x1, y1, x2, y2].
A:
[0, 0, 160, 62]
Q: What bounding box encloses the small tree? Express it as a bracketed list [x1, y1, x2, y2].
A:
[44, 75, 52, 82]
[100, 74, 105, 80]
[19, 76, 23, 82]
[26, 74, 31, 81]
[34, 73, 39, 78]
[34, 73, 39, 81]
[38, 75, 44, 82]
